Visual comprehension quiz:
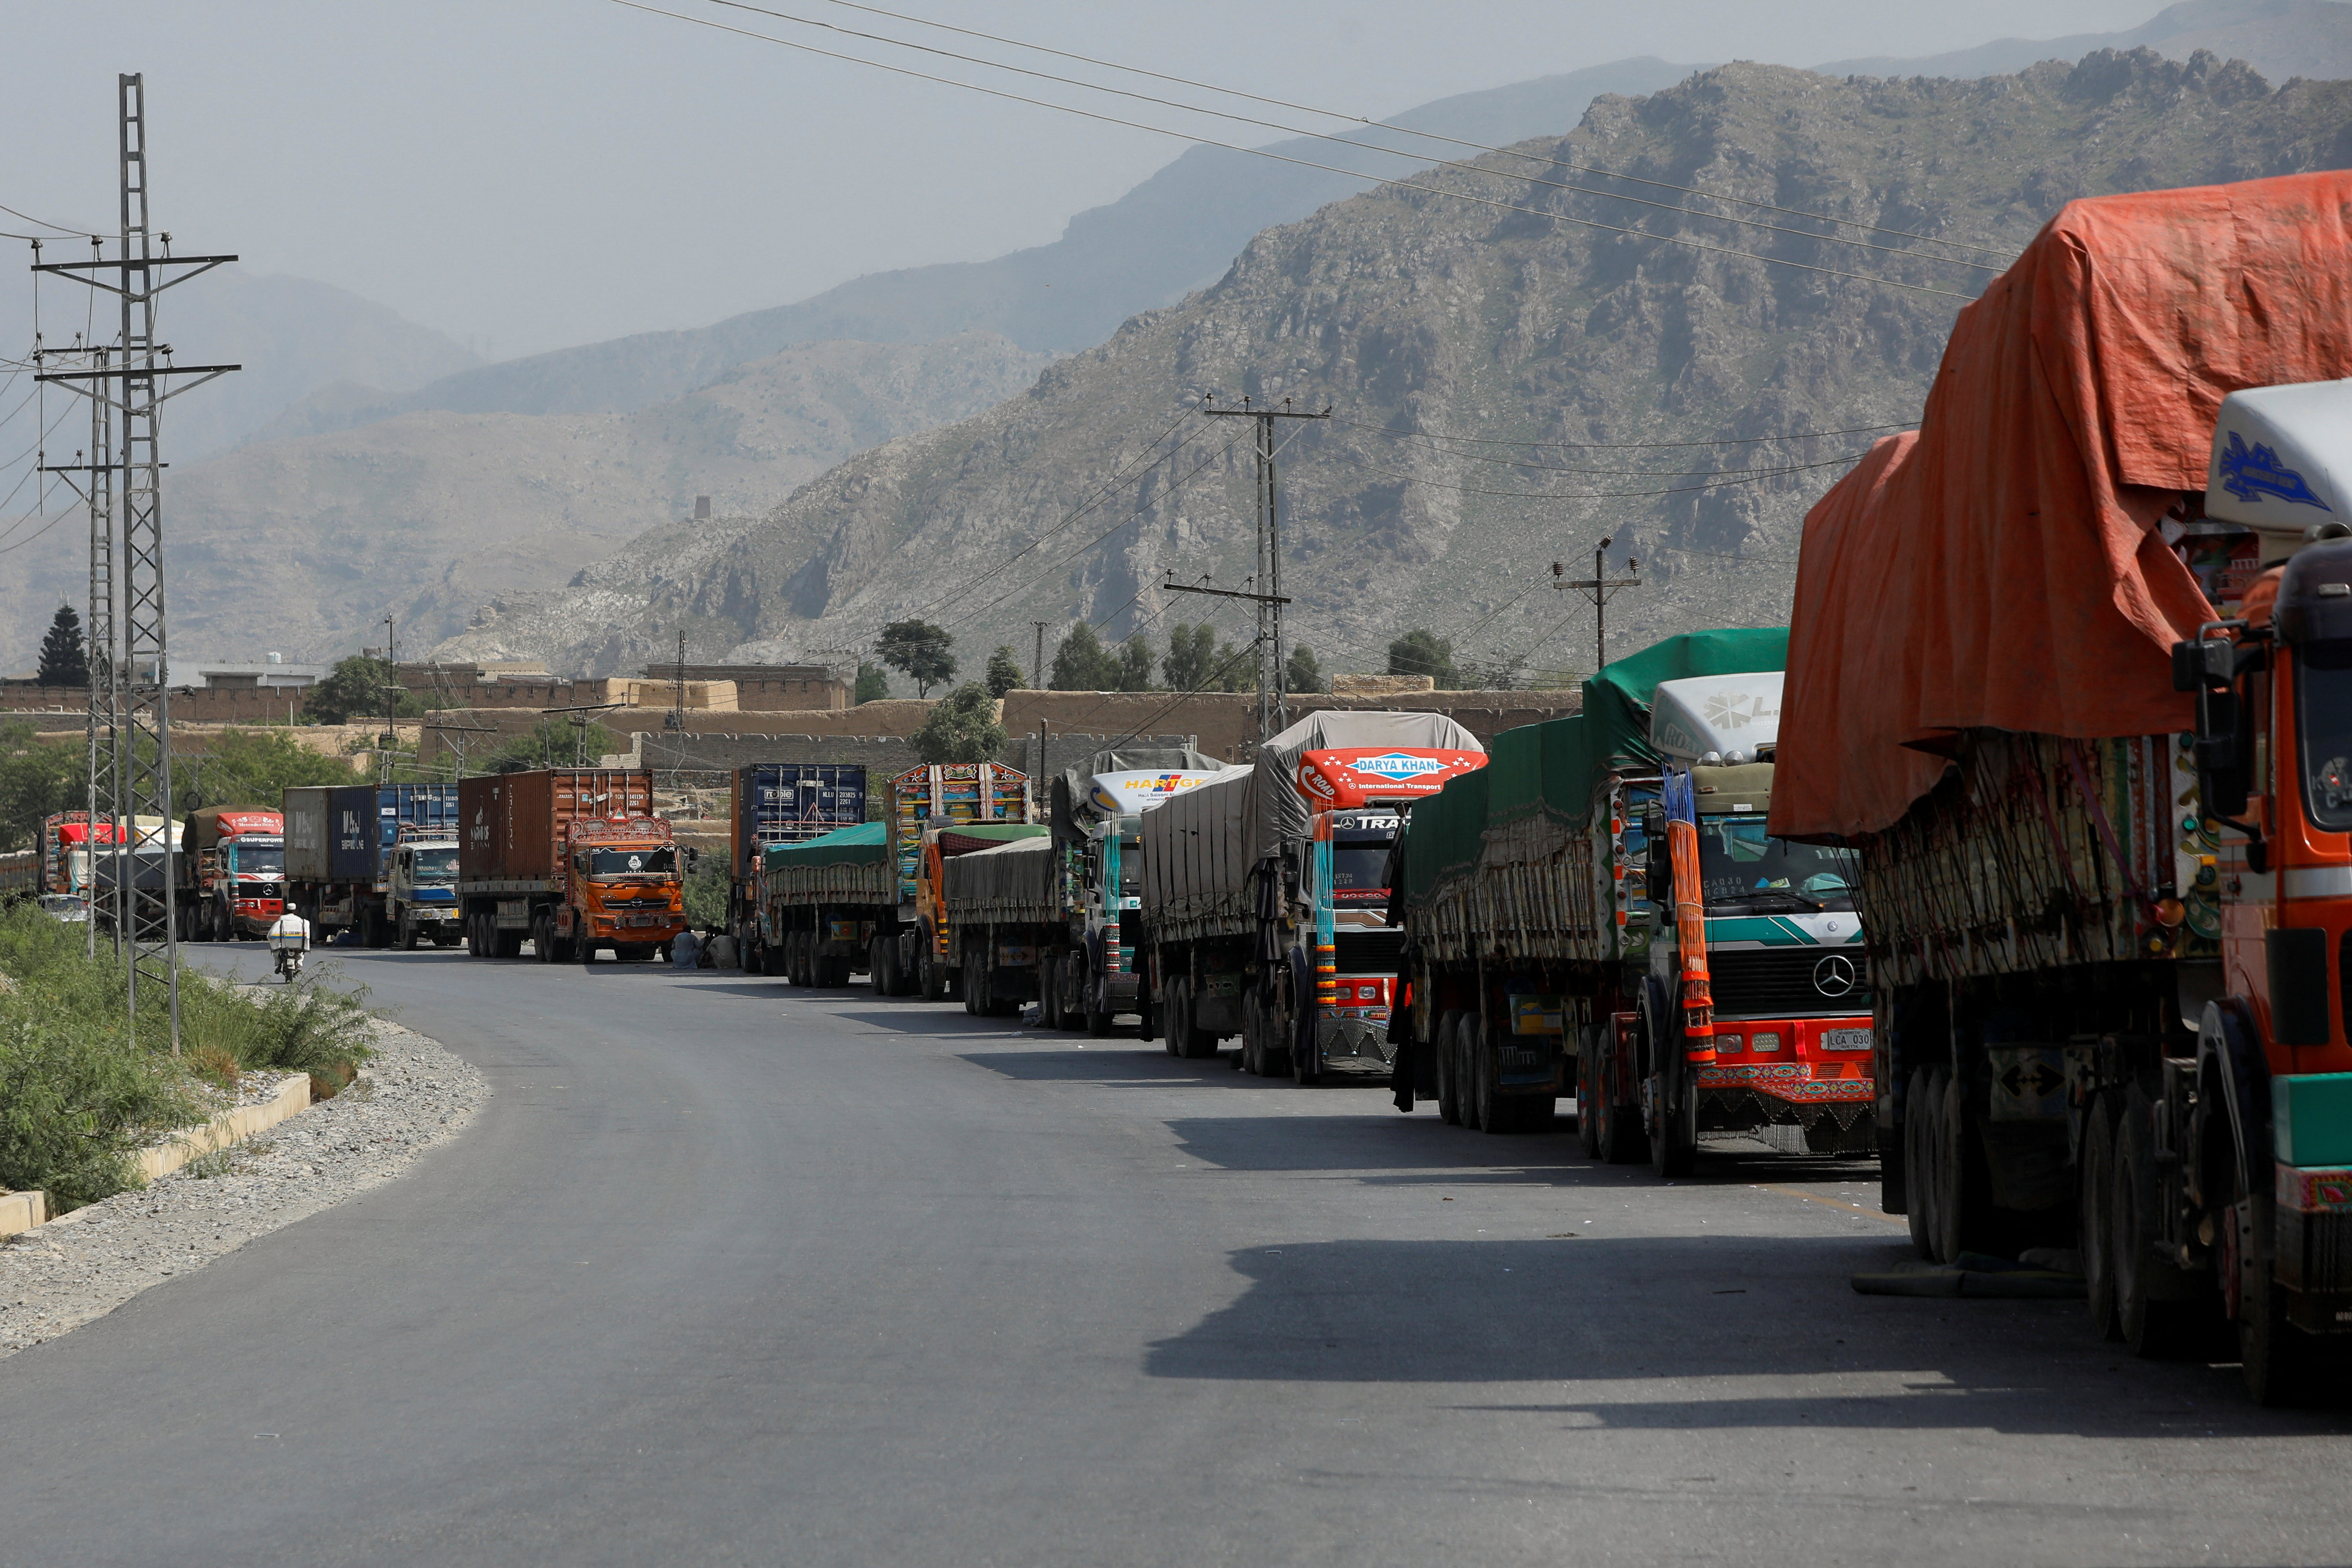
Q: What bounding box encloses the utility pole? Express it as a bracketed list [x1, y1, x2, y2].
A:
[34, 74, 239, 1053]
[1201, 392, 1329, 739]
[1161, 573, 1291, 724]
[1553, 536, 1641, 674]
[379, 613, 398, 785]
[1032, 620, 1049, 692]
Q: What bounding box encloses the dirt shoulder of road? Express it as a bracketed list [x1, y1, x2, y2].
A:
[0, 1016, 487, 1358]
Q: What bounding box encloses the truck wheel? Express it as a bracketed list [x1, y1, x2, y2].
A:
[2238, 1189, 2331, 1405]
[2114, 1088, 2206, 1358]
[534, 915, 555, 964]
[1162, 979, 1187, 1057]
[1904, 1069, 1938, 1260]
[2080, 1093, 2123, 1339]
[1085, 979, 1113, 1038]
[1434, 1010, 1462, 1124]
[1040, 954, 1062, 1028]
[494, 924, 525, 959]
[1577, 1052, 1602, 1158]
[871, 936, 892, 995]
[1472, 1025, 1499, 1131]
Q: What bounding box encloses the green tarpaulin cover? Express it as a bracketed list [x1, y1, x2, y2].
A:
[762, 819, 891, 870]
[1401, 629, 1789, 909]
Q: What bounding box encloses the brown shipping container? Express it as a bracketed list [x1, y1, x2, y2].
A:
[459, 770, 655, 882]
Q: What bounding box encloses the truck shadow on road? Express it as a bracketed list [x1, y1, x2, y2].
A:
[1142, 1237, 2350, 1436]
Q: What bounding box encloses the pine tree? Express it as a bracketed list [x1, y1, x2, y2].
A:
[35, 603, 88, 687]
[984, 645, 1027, 697]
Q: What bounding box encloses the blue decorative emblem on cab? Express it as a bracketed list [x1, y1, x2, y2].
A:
[2219, 430, 2332, 511]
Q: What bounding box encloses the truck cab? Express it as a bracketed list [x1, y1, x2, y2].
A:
[557, 820, 687, 962]
[389, 838, 462, 949]
[1636, 674, 1875, 1174]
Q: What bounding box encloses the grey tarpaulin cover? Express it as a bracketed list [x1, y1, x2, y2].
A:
[1243, 709, 1484, 862]
[941, 835, 1061, 923]
[1140, 771, 1254, 937]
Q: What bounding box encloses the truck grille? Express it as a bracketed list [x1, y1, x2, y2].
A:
[1334, 929, 1405, 971]
[1708, 948, 1871, 1018]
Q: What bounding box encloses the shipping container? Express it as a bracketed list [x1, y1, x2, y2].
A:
[734, 764, 866, 872]
[460, 769, 655, 885]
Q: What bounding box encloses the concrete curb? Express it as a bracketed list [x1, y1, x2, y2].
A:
[137, 1074, 313, 1184]
[0, 1191, 48, 1241]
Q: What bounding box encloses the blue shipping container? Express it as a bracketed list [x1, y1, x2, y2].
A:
[735, 765, 866, 870]
[324, 784, 461, 883]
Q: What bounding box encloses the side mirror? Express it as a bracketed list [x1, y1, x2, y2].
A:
[2170, 636, 2261, 825]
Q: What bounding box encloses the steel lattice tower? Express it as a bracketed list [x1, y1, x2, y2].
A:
[33, 73, 238, 1051]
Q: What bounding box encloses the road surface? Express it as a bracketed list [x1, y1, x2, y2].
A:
[3, 946, 2349, 1566]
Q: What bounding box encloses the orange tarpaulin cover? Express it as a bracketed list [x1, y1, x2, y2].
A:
[1772, 172, 2352, 841]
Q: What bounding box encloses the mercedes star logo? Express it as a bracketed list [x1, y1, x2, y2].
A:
[1812, 953, 1858, 998]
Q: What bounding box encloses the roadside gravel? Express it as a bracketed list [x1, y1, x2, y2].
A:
[0, 1016, 486, 1358]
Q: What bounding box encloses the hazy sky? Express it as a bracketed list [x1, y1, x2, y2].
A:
[1, 0, 2166, 358]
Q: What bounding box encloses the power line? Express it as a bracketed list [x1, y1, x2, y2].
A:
[0, 198, 100, 236]
[1337, 423, 1882, 477]
[776, 0, 2016, 261]
[917, 401, 1206, 618]
[697, 0, 2002, 275]
[1327, 449, 1868, 501]
[608, 0, 1982, 300]
[1328, 413, 1916, 451]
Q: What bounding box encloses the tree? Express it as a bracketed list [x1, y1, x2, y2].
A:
[177, 728, 364, 809]
[0, 720, 85, 851]
[983, 645, 1028, 698]
[1162, 623, 1253, 693]
[1285, 643, 1325, 695]
[477, 717, 623, 774]
[854, 662, 891, 704]
[35, 605, 87, 688]
[911, 683, 1007, 764]
[1387, 629, 1461, 689]
[1049, 622, 1115, 690]
[877, 619, 957, 697]
[307, 654, 420, 724]
[1111, 636, 1156, 693]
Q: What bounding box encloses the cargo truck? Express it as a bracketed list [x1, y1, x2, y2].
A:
[1398, 635, 1874, 1163]
[940, 835, 1057, 1016]
[178, 807, 285, 942]
[38, 811, 118, 909]
[1139, 711, 1484, 1079]
[457, 768, 685, 963]
[284, 785, 462, 948]
[757, 820, 895, 988]
[726, 763, 866, 974]
[1775, 171, 2352, 1403]
[1041, 749, 1238, 1033]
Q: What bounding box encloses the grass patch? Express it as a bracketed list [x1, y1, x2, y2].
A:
[0, 904, 375, 1210]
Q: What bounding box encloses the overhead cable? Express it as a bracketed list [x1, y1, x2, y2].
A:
[1328, 414, 1916, 450]
[605, 0, 1979, 300]
[697, 0, 2000, 273]
[781, 0, 2016, 262]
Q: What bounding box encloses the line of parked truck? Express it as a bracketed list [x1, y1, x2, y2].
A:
[11, 174, 2349, 1406]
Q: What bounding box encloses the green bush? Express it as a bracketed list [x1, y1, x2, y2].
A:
[0, 904, 375, 1208]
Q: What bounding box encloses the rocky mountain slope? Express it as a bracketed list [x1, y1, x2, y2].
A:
[0, 332, 1050, 670]
[1820, 0, 2352, 83]
[443, 50, 2352, 682]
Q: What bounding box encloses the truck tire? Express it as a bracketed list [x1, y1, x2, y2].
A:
[1577, 1050, 1602, 1158]
[1085, 975, 1113, 1038]
[400, 917, 420, 951]
[2113, 1087, 2210, 1358]
[534, 914, 556, 964]
[1161, 979, 1184, 1055]
[493, 924, 525, 959]
[1472, 1022, 1499, 1132]
[2079, 1092, 2123, 1339]
[2237, 1187, 2333, 1405]
[871, 935, 892, 995]
[1646, 1002, 1696, 1178]
[1904, 1068, 1938, 1260]
[1434, 1010, 1463, 1125]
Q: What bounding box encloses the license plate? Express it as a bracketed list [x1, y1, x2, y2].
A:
[1822, 1028, 1873, 1052]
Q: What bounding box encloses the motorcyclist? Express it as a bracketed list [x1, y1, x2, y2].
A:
[268, 911, 311, 983]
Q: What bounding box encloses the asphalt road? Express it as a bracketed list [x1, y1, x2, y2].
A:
[5, 946, 2351, 1567]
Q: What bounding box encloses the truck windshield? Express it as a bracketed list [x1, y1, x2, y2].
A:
[1331, 837, 1393, 897]
[1696, 817, 1857, 912]
[232, 845, 284, 877]
[1119, 835, 1141, 898]
[2297, 642, 2352, 832]
[411, 847, 459, 881]
[588, 846, 676, 878]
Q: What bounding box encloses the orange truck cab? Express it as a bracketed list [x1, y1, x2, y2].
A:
[557, 818, 687, 964]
